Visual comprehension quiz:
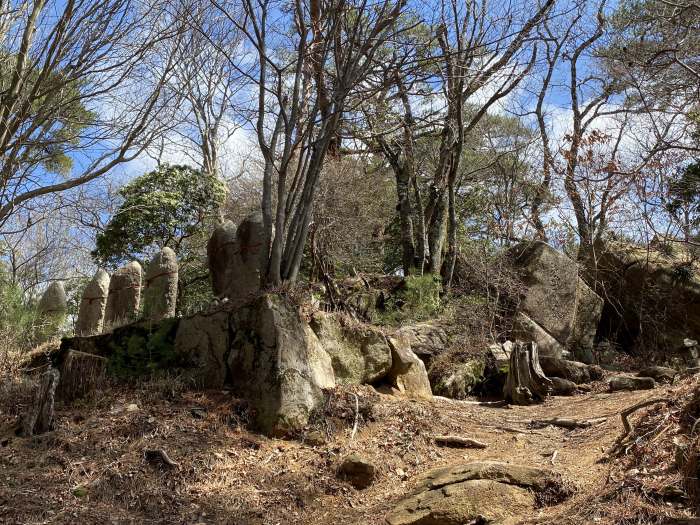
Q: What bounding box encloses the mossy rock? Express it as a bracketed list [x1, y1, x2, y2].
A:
[430, 359, 485, 399]
[58, 318, 183, 380]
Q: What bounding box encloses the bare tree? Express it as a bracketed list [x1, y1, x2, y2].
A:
[211, 0, 409, 285]
[0, 0, 188, 229]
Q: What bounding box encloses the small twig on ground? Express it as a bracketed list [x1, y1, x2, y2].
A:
[349, 393, 360, 442]
[550, 450, 558, 465]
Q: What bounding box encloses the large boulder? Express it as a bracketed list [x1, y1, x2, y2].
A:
[595, 240, 700, 354]
[174, 310, 231, 388]
[76, 270, 110, 336]
[512, 312, 565, 359]
[143, 247, 178, 321]
[104, 261, 142, 330]
[309, 313, 392, 385]
[394, 322, 449, 364]
[386, 461, 570, 525]
[227, 295, 324, 436]
[509, 241, 603, 362]
[386, 337, 432, 400]
[207, 213, 267, 306]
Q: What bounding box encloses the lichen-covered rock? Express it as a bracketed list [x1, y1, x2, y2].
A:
[386, 461, 570, 525]
[207, 213, 266, 306]
[540, 356, 604, 384]
[309, 313, 392, 385]
[512, 312, 565, 359]
[38, 282, 67, 317]
[569, 279, 604, 363]
[509, 241, 603, 360]
[227, 295, 324, 436]
[76, 270, 110, 336]
[638, 366, 677, 384]
[430, 359, 485, 399]
[37, 282, 67, 339]
[609, 375, 656, 392]
[104, 261, 142, 330]
[394, 322, 449, 363]
[174, 310, 231, 388]
[304, 325, 336, 389]
[207, 220, 237, 298]
[386, 337, 432, 400]
[143, 247, 178, 322]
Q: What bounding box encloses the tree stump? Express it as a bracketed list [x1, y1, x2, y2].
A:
[503, 341, 551, 405]
[22, 367, 60, 436]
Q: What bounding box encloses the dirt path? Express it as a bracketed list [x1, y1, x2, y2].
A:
[0, 383, 669, 524]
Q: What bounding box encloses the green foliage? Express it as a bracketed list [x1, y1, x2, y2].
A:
[378, 273, 442, 324]
[93, 164, 224, 314]
[93, 164, 224, 266]
[106, 319, 181, 379]
[0, 53, 95, 175]
[0, 268, 41, 350]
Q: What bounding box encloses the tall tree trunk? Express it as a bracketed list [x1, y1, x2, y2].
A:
[396, 167, 416, 275]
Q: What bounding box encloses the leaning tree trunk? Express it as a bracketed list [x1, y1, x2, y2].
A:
[503, 342, 552, 405]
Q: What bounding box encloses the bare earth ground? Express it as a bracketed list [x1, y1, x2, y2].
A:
[0, 376, 694, 525]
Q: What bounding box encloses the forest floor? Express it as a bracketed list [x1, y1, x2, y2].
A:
[0, 372, 698, 525]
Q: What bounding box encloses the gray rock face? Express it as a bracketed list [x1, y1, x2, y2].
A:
[207, 213, 267, 306]
[638, 366, 677, 384]
[309, 312, 392, 385]
[609, 375, 656, 391]
[76, 270, 110, 336]
[143, 247, 178, 321]
[104, 261, 142, 330]
[227, 295, 324, 436]
[512, 312, 565, 359]
[394, 322, 449, 363]
[386, 461, 569, 525]
[540, 356, 604, 384]
[175, 310, 231, 388]
[386, 336, 432, 400]
[509, 241, 603, 362]
[38, 282, 67, 317]
[304, 325, 336, 389]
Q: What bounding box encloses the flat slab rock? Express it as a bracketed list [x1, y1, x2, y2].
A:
[609, 375, 656, 392]
[386, 461, 569, 525]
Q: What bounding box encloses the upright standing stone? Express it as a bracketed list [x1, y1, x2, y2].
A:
[207, 220, 237, 298]
[38, 282, 67, 318]
[207, 213, 267, 305]
[37, 282, 67, 339]
[143, 247, 178, 321]
[104, 261, 142, 330]
[76, 270, 110, 336]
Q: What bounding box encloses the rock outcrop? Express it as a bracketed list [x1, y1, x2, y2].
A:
[609, 375, 656, 392]
[104, 261, 142, 330]
[143, 247, 178, 321]
[394, 322, 449, 364]
[76, 270, 110, 336]
[540, 356, 604, 384]
[386, 336, 432, 399]
[310, 313, 392, 385]
[595, 240, 700, 354]
[509, 241, 603, 362]
[207, 213, 266, 306]
[227, 295, 324, 436]
[386, 461, 570, 525]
